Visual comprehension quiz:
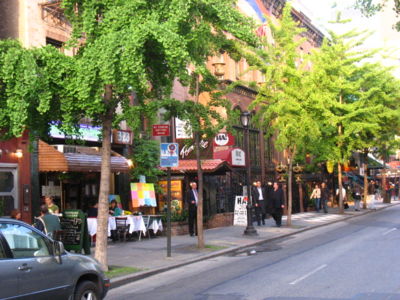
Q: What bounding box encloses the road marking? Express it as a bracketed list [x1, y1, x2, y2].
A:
[289, 264, 327, 285]
[382, 228, 397, 236]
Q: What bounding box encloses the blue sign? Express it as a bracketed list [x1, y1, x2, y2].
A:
[160, 143, 179, 167]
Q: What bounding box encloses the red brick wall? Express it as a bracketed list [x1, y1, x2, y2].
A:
[0, 132, 32, 222]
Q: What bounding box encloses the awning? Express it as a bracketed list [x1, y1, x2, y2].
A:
[367, 153, 385, 169]
[163, 159, 230, 174]
[388, 161, 400, 169]
[213, 148, 246, 167]
[38, 140, 130, 173]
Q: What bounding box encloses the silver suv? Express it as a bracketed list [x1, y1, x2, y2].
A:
[0, 218, 110, 300]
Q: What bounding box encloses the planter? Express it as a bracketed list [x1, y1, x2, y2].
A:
[170, 221, 189, 236]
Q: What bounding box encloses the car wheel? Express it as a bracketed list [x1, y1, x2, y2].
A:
[74, 280, 100, 300]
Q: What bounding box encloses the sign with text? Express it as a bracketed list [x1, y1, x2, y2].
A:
[233, 196, 248, 226]
[213, 132, 235, 147]
[231, 148, 246, 167]
[178, 139, 213, 160]
[175, 118, 193, 139]
[160, 143, 179, 167]
[113, 130, 132, 145]
[152, 124, 170, 137]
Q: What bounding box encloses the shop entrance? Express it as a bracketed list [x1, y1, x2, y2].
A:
[0, 164, 18, 217]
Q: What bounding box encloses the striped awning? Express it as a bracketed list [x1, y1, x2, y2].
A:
[38, 140, 130, 173]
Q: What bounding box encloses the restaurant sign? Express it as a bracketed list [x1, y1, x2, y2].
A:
[178, 139, 213, 160]
[213, 132, 235, 147]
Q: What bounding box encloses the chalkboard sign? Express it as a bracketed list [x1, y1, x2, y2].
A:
[60, 209, 90, 254]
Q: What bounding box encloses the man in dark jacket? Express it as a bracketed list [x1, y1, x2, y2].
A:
[269, 182, 285, 227]
[321, 182, 330, 213]
[252, 181, 267, 226]
[187, 182, 198, 236]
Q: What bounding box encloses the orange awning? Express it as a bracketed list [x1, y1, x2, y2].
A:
[163, 159, 230, 174]
[38, 140, 130, 173]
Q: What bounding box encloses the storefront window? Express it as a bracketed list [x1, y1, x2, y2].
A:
[0, 172, 14, 193]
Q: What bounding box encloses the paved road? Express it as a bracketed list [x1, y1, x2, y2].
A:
[107, 205, 400, 300]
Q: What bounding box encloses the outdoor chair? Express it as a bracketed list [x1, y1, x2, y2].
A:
[115, 217, 130, 242]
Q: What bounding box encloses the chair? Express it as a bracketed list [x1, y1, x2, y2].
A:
[115, 217, 130, 242]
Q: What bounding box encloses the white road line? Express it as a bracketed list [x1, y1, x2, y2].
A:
[382, 228, 397, 236]
[289, 264, 327, 285]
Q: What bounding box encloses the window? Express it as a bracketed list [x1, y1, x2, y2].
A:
[46, 37, 64, 52]
[0, 224, 51, 258]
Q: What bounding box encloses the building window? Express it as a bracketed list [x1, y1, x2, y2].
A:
[46, 37, 64, 52]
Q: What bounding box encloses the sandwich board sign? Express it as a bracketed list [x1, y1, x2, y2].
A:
[233, 196, 248, 226]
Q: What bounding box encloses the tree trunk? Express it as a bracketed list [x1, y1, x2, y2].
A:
[338, 162, 344, 214]
[94, 84, 114, 271]
[194, 75, 204, 249]
[363, 151, 368, 209]
[286, 147, 296, 227]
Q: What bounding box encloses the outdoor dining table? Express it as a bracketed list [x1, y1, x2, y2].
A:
[87, 216, 116, 237]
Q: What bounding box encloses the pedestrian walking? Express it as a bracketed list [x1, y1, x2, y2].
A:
[336, 186, 347, 207]
[367, 180, 376, 209]
[252, 181, 267, 226]
[352, 184, 362, 211]
[320, 182, 329, 213]
[187, 182, 198, 236]
[268, 182, 285, 227]
[310, 184, 321, 212]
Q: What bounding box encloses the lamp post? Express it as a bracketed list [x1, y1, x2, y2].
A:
[241, 111, 258, 236]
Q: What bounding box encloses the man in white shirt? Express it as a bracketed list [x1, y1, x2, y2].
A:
[187, 182, 198, 236]
[252, 181, 267, 226]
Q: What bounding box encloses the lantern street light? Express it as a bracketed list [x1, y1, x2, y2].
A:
[241, 111, 258, 236]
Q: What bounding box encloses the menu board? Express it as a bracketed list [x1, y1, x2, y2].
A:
[158, 180, 183, 212]
[60, 209, 89, 253]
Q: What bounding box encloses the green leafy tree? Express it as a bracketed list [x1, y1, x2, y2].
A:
[354, 0, 400, 31]
[1, 0, 256, 269]
[307, 19, 400, 212]
[249, 4, 320, 226]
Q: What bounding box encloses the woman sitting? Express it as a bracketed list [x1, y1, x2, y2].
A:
[109, 200, 123, 216]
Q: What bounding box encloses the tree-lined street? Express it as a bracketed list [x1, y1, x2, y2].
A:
[108, 204, 400, 300]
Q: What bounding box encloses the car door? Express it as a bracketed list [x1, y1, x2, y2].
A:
[0, 233, 19, 299]
[0, 222, 71, 299]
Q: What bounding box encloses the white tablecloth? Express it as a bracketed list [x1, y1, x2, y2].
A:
[87, 217, 116, 237]
[126, 215, 146, 234]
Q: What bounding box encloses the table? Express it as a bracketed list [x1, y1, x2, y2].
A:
[126, 215, 146, 234]
[87, 217, 116, 237]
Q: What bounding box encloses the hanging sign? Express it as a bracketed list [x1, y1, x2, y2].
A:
[160, 143, 179, 167]
[233, 196, 248, 226]
[152, 125, 170, 137]
[175, 118, 193, 139]
[213, 132, 235, 147]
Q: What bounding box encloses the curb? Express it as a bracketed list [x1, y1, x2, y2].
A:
[110, 202, 399, 289]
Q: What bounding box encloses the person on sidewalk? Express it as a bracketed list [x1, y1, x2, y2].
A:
[34, 204, 61, 238]
[367, 180, 376, 209]
[45, 196, 59, 215]
[187, 182, 198, 236]
[252, 181, 267, 226]
[320, 182, 329, 213]
[310, 184, 321, 212]
[269, 182, 285, 227]
[352, 184, 362, 211]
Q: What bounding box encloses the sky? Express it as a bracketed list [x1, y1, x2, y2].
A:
[292, 0, 400, 76]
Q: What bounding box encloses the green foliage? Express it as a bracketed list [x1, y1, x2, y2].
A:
[249, 4, 319, 158]
[130, 138, 164, 184]
[161, 209, 188, 223]
[306, 19, 400, 164]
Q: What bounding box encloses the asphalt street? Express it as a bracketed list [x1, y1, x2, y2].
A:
[107, 205, 400, 300]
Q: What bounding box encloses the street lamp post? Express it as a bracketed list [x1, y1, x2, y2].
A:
[241, 111, 258, 236]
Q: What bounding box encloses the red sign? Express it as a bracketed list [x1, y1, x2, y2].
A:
[152, 125, 170, 137]
[213, 132, 235, 147]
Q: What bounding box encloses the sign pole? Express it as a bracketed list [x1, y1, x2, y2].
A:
[167, 167, 172, 257]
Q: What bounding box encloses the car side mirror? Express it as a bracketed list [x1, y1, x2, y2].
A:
[53, 241, 64, 264]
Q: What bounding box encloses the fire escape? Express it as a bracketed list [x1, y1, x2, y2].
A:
[39, 0, 69, 29]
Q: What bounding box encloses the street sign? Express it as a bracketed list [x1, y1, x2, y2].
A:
[160, 143, 179, 167]
[152, 124, 170, 137]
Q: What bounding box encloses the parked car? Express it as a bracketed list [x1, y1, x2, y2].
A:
[0, 218, 109, 300]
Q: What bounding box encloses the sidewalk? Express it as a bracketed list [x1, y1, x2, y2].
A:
[103, 200, 399, 288]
